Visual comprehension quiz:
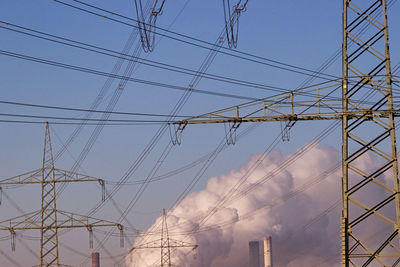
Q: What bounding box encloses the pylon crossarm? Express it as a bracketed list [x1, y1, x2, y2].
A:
[0, 210, 41, 230]
[0, 210, 123, 231]
[174, 110, 400, 125]
[0, 169, 43, 185]
[129, 239, 163, 251]
[129, 239, 197, 250]
[168, 238, 198, 249]
[0, 168, 103, 186]
[53, 168, 103, 184]
[55, 210, 121, 227]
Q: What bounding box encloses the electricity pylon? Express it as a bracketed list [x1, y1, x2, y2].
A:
[172, 1, 400, 266]
[129, 209, 197, 267]
[0, 122, 124, 267]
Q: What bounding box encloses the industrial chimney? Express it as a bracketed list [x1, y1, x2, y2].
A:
[264, 237, 272, 267]
[92, 252, 100, 267]
[249, 241, 260, 267]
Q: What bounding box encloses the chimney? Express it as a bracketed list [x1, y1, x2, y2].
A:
[92, 252, 100, 267]
[249, 241, 260, 267]
[264, 237, 272, 267]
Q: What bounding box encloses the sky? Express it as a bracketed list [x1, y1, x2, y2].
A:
[0, 0, 400, 266]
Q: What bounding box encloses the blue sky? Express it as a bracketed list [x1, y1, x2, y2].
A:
[0, 0, 400, 266]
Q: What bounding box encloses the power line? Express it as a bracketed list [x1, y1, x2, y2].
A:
[0, 112, 171, 123]
[0, 100, 191, 118]
[0, 21, 301, 95]
[53, 0, 340, 80]
[0, 49, 257, 101]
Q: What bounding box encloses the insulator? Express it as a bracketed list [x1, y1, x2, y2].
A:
[224, 121, 240, 145]
[99, 180, 105, 202]
[10, 230, 16, 251]
[135, 0, 165, 52]
[168, 123, 186, 146]
[87, 226, 93, 249]
[118, 224, 124, 248]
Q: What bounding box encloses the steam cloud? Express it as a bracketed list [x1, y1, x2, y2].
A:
[126, 143, 388, 267]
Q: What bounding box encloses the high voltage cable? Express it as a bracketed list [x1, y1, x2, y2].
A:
[0, 2, 152, 264]
[0, 100, 192, 118]
[81, 25, 235, 266]
[0, 49, 258, 101]
[1, 20, 397, 101]
[0, 119, 165, 126]
[165, 46, 400, 233]
[0, 247, 23, 267]
[164, 122, 340, 235]
[77, 1, 209, 265]
[166, 86, 342, 232]
[130, 57, 400, 260]
[50, 20, 143, 167]
[153, 82, 400, 252]
[94, 0, 400, 262]
[1, 0, 396, 264]
[57, 7, 150, 231]
[137, 30, 400, 250]
[0, 112, 171, 123]
[293, 0, 398, 91]
[169, 65, 400, 235]
[53, 0, 340, 80]
[0, 21, 302, 95]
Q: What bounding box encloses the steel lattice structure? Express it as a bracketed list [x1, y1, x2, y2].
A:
[0, 123, 124, 267]
[129, 209, 197, 267]
[342, 0, 400, 265]
[173, 1, 400, 265]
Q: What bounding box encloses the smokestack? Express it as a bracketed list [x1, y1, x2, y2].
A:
[92, 252, 100, 267]
[264, 237, 272, 267]
[249, 241, 260, 267]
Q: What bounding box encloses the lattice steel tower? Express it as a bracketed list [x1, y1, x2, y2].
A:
[0, 123, 124, 266]
[342, 0, 399, 265]
[129, 209, 197, 267]
[172, 0, 400, 265]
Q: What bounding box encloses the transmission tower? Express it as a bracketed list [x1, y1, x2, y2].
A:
[129, 209, 197, 267]
[0, 122, 124, 267]
[172, 1, 400, 266]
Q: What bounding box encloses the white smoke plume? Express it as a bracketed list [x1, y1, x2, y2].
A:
[126, 143, 391, 267]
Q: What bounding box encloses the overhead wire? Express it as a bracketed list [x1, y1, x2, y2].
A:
[135, 6, 400, 255]
[81, 28, 230, 266]
[152, 78, 400, 263]
[160, 0, 400, 235]
[83, 4, 256, 262]
[0, 49, 258, 101]
[53, 0, 340, 80]
[0, 99, 191, 118]
[1, 0, 398, 264]
[168, 62, 400, 235]
[0, 247, 23, 267]
[0, 21, 303, 96]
